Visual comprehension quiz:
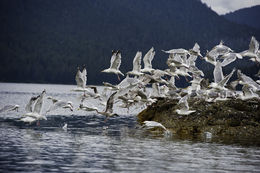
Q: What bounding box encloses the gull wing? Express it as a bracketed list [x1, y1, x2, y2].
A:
[213, 61, 224, 83]
[111, 52, 122, 70]
[33, 90, 46, 114]
[238, 70, 260, 90]
[75, 68, 84, 88]
[143, 121, 167, 131]
[178, 95, 189, 111]
[105, 92, 117, 113]
[218, 68, 236, 87]
[46, 100, 67, 113]
[82, 67, 87, 88]
[192, 43, 200, 53]
[0, 105, 16, 113]
[25, 95, 40, 112]
[143, 47, 154, 69]
[162, 48, 188, 54]
[132, 51, 142, 72]
[221, 53, 237, 67]
[109, 52, 117, 69]
[152, 83, 160, 97]
[249, 36, 259, 53]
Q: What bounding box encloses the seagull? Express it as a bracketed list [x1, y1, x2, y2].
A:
[211, 40, 233, 56]
[0, 104, 20, 113]
[239, 84, 259, 100]
[210, 61, 236, 90]
[46, 96, 73, 113]
[175, 95, 196, 115]
[62, 123, 68, 131]
[102, 50, 124, 80]
[95, 92, 119, 121]
[189, 43, 203, 58]
[220, 53, 243, 67]
[72, 65, 88, 92]
[240, 36, 259, 61]
[237, 69, 260, 91]
[167, 54, 189, 69]
[78, 103, 98, 112]
[162, 48, 189, 55]
[204, 41, 233, 65]
[127, 51, 143, 76]
[142, 121, 167, 131]
[21, 90, 47, 123]
[141, 47, 155, 73]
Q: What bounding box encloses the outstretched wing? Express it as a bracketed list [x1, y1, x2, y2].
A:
[33, 90, 46, 114]
[25, 95, 40, 112]
[249, 36, 259, 53]
[132, 51, 142, 72]
[178, 95, 189, 111]
[219, 68, 236, 87]
[110, 52, 121, 70]
[75, 68, 84, 88]
[105, 92, 117, 113]
[213, 61, 224, 83]
[0, 105, 16, 113]
[82, 67, 87, 88]
[221, 53, 237, 67]
[143, 47, 154, 69]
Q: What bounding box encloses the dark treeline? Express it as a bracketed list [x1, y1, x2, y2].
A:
[0, 0, 259, 85]
[223, 5, 260, 29]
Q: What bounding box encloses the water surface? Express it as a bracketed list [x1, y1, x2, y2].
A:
[0, 83, 260, 172]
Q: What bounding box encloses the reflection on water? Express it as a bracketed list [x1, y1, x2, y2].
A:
[0, 83, 260, 172]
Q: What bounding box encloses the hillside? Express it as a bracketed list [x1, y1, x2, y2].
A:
[223, 5, 260, 29]
[0, 0, 259, 85]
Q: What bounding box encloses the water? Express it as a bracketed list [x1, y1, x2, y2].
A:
[0, 83, 260, 172]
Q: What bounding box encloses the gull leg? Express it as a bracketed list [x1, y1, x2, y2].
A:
[37, 121, 40, 126]
[185, 76, 189, 82]
[104, 117, 109, 123]
[117, 74, 121, 81]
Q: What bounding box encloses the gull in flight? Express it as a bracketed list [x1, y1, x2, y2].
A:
[72, 65, 88, 92]
[21, 90, 47, 123]
[127, 51, 143, 77]
[78, 103, 98, 112]
[162, 48, 189, 55]
[95, 92, 119, 121]
[141, 47, 155, 73]
[237, 70, 260, 91]
[240, 36, 259, 62]
[142, 121, 171, 136]
[175, 95, 196, 115]
[209, 61, 236, 90]
[220, 52, 242, 67]
[102, 50, 124, 80]
[204, 40, 233, 65]
[46, 96, 73, 113]
[0, 104, 19, 113]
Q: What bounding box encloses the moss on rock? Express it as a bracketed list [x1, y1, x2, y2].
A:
[137, 98, 260, 144]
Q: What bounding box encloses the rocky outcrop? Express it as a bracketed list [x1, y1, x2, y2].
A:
[137, 98, 260, 144]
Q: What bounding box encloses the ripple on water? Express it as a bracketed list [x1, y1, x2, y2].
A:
[0, 83, 260, 172]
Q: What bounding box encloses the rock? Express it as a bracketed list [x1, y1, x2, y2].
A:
[137, 98, 260, 145]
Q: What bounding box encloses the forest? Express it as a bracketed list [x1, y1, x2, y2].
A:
[0, 0, 259, 85]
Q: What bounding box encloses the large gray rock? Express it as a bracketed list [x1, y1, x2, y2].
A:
[138, 98, 260, 144]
